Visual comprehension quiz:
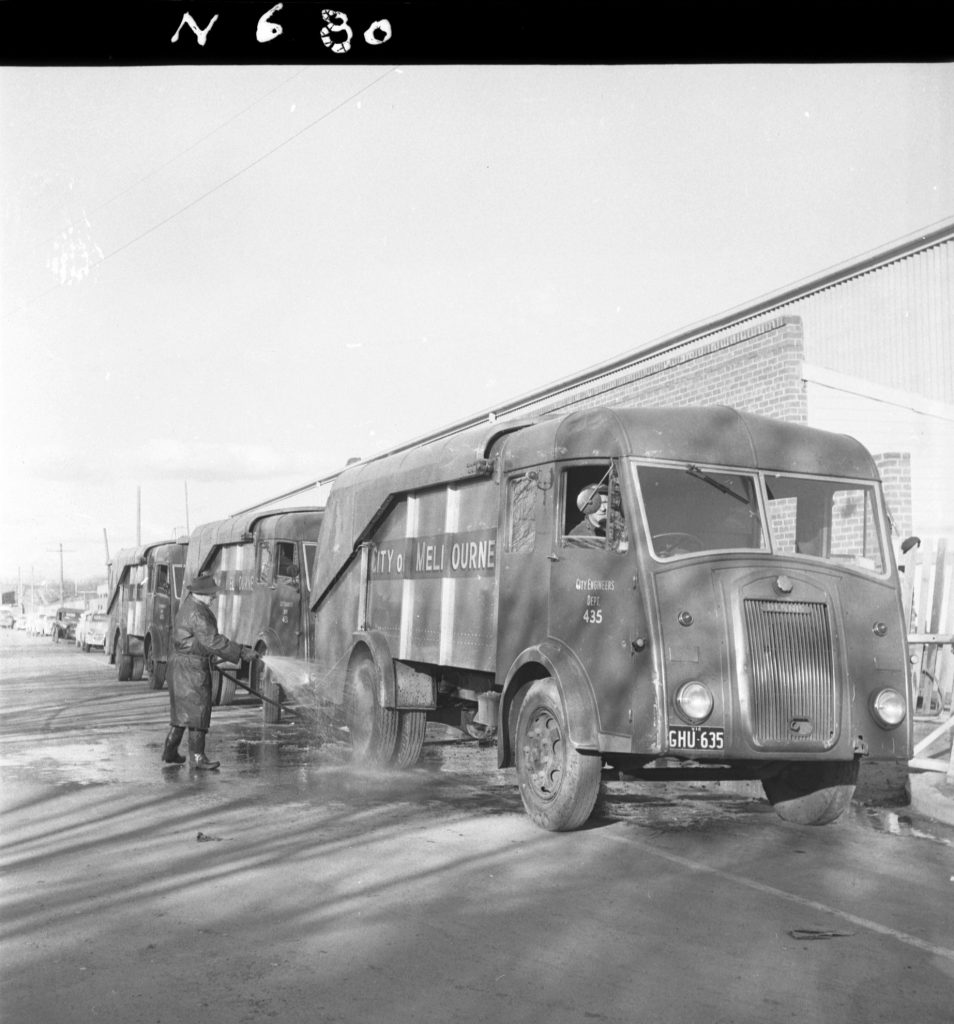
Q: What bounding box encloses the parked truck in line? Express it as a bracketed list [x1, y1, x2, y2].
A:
[309, 404, 913, 831]
[105, 539, 188, 688]
[51, 606, 82, 643]
[182, 507, 324, 723]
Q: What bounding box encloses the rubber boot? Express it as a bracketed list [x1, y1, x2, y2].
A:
[188, 728, 220, 771]
[161, 726, 186, 765]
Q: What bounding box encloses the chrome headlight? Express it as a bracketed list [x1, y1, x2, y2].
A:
[674, 681, 714, 724]
[870, 688, 906, 729]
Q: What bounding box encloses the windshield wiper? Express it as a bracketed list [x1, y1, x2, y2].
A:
[686, 465, 751, 505]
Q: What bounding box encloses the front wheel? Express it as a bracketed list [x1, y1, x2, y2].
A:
[145, 652, 166, 691]
[514, 678, 602, 831]
[762, 760, 859, 826]
[214, 668, 236, 706]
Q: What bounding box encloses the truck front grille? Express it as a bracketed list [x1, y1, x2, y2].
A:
[743, 599, 836, 748]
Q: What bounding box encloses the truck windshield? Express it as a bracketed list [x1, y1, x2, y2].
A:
[634, 464, 765, 558]
[764, 474, 885, 574]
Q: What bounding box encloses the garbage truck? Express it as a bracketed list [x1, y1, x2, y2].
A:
[309, 404, 912, 831]
[105, 539, 188, 688]
[183, 507, 324, 723]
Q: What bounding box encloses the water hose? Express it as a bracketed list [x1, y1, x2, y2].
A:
[215, 663, 291, 715]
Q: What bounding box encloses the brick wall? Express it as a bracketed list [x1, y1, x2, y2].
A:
[874, 452, 913, 541]
[522, 316, 808, 422]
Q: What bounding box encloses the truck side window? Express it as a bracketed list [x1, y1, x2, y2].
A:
[508, 475, 536, 553]
[563, 463, 627, 551]
[154, 564, 170, 595]
[258, 544, 272, 583]
[276, 542, 299, 580]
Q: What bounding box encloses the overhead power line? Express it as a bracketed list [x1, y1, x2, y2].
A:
[4, 66, 399, 320]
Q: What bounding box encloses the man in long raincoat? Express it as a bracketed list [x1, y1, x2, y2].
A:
[161, 574, 258, 770]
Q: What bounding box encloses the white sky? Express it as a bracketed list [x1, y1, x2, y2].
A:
[2, 63, 952, 585]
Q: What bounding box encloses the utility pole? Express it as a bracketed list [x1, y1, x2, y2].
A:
[46, 543, 75, 604]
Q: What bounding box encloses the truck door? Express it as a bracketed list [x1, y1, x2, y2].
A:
[547, 461, 638, 738]
[272, 540, 303, 656]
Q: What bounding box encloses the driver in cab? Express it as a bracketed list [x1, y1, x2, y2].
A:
[568, 484, 608, 544]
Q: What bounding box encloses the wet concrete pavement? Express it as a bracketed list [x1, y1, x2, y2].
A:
[2, 629, 953, 1024]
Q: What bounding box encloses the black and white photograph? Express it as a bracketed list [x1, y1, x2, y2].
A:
[2, 8, 953, 1023]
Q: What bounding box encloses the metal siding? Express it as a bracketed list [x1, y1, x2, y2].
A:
[662, 238, 952, 406]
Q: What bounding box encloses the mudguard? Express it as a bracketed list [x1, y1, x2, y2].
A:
[500, 639, 600, 766]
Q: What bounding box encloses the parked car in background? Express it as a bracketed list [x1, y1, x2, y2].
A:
[76, 611, 108, 652]
[28, 610, 55, 636]
[14, 615, 27, 631]
[0, 610, 16, 629]
[51, 607, 82, 643]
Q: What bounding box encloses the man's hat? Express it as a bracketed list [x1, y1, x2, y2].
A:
[576, 484, 608, 515]
[188, 574, 219, 596]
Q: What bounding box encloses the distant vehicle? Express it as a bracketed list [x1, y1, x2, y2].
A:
[14, 615, 27, 631]
[0, 609, 15, 629]
[76, 611, 108, 652]
[51, 607, 82, 643]
[183, 507, 323, 722]
[105, 540, 188, 688]
[28, 610, 55, 636]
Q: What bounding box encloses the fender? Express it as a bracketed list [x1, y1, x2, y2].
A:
[499, 638, 600, 767]
[348, 630, 397, 708]
[254, 627, 286, 658]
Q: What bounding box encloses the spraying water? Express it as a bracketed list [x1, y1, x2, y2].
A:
[258, 655, 317, 706]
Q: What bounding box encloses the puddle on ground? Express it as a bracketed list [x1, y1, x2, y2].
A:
[850, 803, 952, 846]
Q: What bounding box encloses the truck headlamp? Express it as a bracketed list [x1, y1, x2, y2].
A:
[674, 681, 714, 724]
[870, 688, 906, 729]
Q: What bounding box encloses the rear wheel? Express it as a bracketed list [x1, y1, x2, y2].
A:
[762, 761, 859, 826]
[393, 711, 426, 768]
[130, 655, 144, 681]
[117, 651, 133, 681]
[514, 678, 602, 831]
[345, 652, 398, 766]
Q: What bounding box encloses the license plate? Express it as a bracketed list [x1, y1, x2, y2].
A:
[668, 727, 725, 751]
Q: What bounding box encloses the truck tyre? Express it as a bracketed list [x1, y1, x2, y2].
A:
[261, 664, 283, 725]
[346, 652, 398, 766]
[145, 651, 166, 691]
[249, 650, 281, 723]
[393, 711, 426, 768]
[214, 668, 236, 706]
[130, 655, 144, 681]
[117, 652, 133, 681]
[762, 761, 859, 826]
[514, 677, 602, 831]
